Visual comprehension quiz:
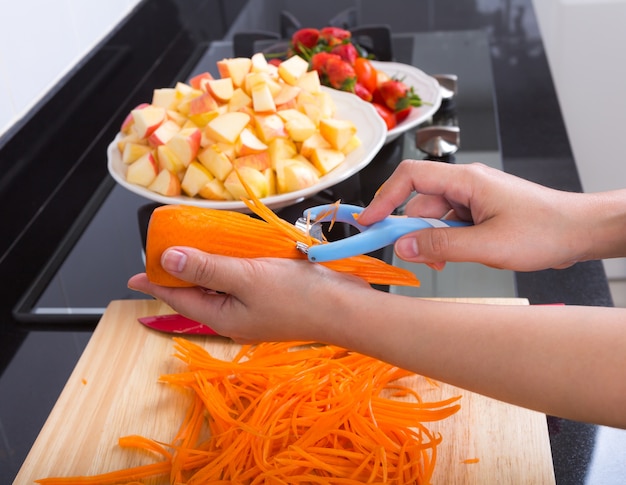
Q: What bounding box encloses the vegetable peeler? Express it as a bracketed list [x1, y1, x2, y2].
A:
[296, 203, 470, 263]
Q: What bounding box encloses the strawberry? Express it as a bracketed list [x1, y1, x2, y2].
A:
[331, 42, 358, 65]
[310, 52, 341, 74]
[324, 56, 357, 92]
[319, 27, 351, 46]
[395, 107, 412, 124]
[377, 79, 423, 112]
[372, 103, 397, 130]
[291, 28, 320, 56]
[354, 83, 373, 102]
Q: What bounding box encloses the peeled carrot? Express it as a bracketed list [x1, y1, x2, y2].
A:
[145, 173, 420, 288]
[37, 339, 461, 485]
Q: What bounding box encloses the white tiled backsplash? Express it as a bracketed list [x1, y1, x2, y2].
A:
[0, 0, 141, 137]
[2, 0, 625, 278]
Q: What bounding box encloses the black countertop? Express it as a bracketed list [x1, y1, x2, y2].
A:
[1, 0, 623, 483]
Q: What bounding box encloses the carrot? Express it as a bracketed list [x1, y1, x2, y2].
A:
[145, 172, 420, 288]
[37, 339, 460, 485]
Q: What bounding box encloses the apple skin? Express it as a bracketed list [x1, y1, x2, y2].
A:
[148, 169, 182, 196]
[233, 151, 271, 172]
[217, 57, 252, 88]
[236, 128, 268, 156]
[148, 120, 181, 147]
[126, 152, 159, 187]
[120, 103, 150, 134]
[189, 71, 214, 91]
[132, 105, 167, 138]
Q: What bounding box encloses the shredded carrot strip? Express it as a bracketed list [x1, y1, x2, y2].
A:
[37, 339, 461, 484]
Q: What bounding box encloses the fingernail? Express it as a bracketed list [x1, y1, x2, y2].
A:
[162, 249, 187, 273]
[396, 238, 418, 258]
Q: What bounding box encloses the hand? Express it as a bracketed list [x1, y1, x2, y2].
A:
[358, 160, 589, 271]
[128, 247, 373, 344]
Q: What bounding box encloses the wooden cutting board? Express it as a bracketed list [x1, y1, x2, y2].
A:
[16, 298, 555, 484]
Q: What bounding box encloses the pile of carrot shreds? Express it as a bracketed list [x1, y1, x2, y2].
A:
[38, 339, 461, 484]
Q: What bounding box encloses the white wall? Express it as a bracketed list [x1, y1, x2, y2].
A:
[0, 0, 142, 137]
[532, 0, 626, 279]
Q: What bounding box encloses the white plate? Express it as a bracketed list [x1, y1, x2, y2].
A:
[371, 61, 442, 144]
[107, 87, 386, 212]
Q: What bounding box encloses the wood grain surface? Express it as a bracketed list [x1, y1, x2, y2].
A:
[15, 299, 555, 484]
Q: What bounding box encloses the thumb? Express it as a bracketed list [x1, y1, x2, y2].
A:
[161, 247, 243, 293]
[394, 226, 483, 267]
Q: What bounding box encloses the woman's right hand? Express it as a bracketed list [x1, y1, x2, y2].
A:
[358, 160, 591, 271]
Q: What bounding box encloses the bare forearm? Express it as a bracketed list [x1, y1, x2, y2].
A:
[583, 189, 626, 260]
[328, 290, 626, 428]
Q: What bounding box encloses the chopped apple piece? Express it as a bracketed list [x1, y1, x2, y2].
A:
[278, 109, 317, 142]
[217, 57, 252, 88]
[117, 132, 146, 152]
[236, 128, 268, 156]
[273, 84, 301, 107]
[122, 142, 152, 165]
[224, 166, 269, 199]
[277, 55, 309, 85]
[268, 138, 298, 169]
[148, 169, 181, 196]
[251, 83, 276, 113]
[254, 114, 288, 143]
[181, 161, 214, 197]
[341, 134, 362, 154]
[126, 152, 158, 186]
[283, 159, 321, 192]
[131, 105, 166, 138]
[197, 144, 234, 181]
[264, 167, 277, 195]
[310, 147, 346, 174]
[165, 127, 201, 167]
[189, 72, 214, 91]
[300, 132, 332, 159]
[228, 88, 252, 112]
[151, 88, 177, 109]
[187, 93, 220, 126]
[198, 178, 234, 200]
[156, 145, 185, 174]
[121, 103, 149, 134]
[166, 109, 188, 126]
[250, 52, 269, 73]
[148, 120, 181, 146]
[205, 111, 251, 144]
[206, 78, 234, 102]
[319, 118, 357, 151]
[296, 70, 321, 93]
[233, 151, 271, 172]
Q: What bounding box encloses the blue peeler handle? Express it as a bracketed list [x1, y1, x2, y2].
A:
[303, 204, 470, 263]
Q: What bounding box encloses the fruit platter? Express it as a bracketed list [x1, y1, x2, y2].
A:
[107, 51, 385, 211]
[108, 26, 441, 210]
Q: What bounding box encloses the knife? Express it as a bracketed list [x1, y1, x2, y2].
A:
[138, 313, 219, 335]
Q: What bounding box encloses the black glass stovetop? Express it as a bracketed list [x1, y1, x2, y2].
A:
[14, 29, 514, 325]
